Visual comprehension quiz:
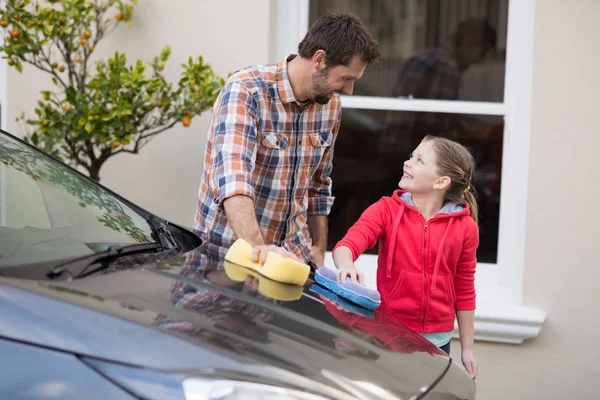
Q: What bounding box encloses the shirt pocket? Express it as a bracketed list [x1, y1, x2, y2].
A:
[307, 131, 333, 175]
[258, 131, 289, 172]
[260, 131, 289, 150]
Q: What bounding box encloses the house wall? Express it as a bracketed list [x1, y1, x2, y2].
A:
[448, 1, 600, 399]
[7, 0, 275, 228]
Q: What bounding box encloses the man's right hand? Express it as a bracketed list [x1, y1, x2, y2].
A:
[252, 245, 303, 265]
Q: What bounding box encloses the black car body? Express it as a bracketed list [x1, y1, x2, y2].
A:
[0, 129, 476, 400]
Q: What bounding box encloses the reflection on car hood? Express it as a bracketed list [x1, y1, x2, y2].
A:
[0, 241, 475, 400]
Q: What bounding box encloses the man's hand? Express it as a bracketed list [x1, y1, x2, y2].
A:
[308, 215, 327, 267]
[252, 245, 303, 265]
[310, 246, 325, 267]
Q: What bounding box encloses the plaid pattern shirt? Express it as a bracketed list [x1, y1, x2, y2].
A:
[193, 55, 342, 262]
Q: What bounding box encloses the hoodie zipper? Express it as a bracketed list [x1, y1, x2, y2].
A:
[422, 223, 429, 332]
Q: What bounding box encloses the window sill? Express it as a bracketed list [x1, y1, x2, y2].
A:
[453, 300, 547, 344]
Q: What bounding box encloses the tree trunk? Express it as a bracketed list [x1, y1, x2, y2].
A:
[88, 163, 101, 182]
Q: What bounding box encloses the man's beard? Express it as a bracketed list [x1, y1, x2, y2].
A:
[314, 93, 333, 105]
[311, 70, 333, 105]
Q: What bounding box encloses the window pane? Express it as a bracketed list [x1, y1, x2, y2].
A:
[309, 0, 508, 102]
[328, 109, 503, 263]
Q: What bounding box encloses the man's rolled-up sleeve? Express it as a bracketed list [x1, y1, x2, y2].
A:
[308, 107, 341, 216]
[210, 82, 259, 206]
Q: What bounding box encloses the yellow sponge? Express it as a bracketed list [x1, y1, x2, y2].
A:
[224, 261, 303, 301]
[224, 238, 310, 286]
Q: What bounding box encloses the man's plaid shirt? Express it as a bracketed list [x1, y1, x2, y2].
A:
[193, 55, 342, 262]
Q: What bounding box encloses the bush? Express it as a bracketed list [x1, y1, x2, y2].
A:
[0, 0, 224, 181]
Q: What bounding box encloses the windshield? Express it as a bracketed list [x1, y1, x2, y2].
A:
[0, 132, 154, 268]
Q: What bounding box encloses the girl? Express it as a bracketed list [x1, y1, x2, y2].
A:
[332, 135, 479, 379]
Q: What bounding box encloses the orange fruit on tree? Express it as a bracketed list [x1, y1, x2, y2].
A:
[115, 12, 122, 20]
[80, 38, 87, 45]
[64, 105, 72, 112]
[58, 65, 65, 72]
[11, 29, 20, 39]
[0, 20, 8, 28]
[182, 118, 192, 127]
[83, 30, 91, 38]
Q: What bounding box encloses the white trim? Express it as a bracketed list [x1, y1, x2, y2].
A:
[453, 301, 546, 344]
[278, 0, 547, 344]
[340, 96, 507, 115]
[273, 0, 309, 62]
[495, 0, 537, 305]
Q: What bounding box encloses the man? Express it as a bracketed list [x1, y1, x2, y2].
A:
[193, 11, 380, 267]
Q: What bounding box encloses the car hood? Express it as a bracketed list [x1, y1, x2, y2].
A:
[0, 241, 475, 399]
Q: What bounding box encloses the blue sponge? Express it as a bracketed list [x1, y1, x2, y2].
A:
[314, 266, 381, 310]
[309, 283, 374, 318]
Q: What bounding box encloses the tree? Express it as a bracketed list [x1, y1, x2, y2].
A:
[0, 0, 224, 181]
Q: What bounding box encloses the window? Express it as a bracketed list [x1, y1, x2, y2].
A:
[275, 0, 546, 343]
[310, 0, 508, 103]
[329, 109, 503, 264]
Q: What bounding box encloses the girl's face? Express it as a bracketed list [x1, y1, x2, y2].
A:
[399, 140, 448, 194]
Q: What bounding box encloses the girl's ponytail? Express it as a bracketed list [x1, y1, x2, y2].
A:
[463, 189, 479, 225]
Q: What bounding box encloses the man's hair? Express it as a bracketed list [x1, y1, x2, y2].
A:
[298, 11, 380, 67]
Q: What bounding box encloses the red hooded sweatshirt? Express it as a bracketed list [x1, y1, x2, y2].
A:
[333, 189, 479, 333]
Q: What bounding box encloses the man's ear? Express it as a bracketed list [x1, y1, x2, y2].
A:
[433, 176, 451, 191]
[312, 50, 327, 71]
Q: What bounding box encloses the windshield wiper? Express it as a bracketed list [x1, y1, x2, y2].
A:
[46, 242, 159, 280]
[146, 215, 178, 251]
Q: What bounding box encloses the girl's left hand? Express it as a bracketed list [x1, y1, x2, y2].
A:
[461, 348, 478, 380]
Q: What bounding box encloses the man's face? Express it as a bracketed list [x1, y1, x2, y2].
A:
[310, 55, 367, 105]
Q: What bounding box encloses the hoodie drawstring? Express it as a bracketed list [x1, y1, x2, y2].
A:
[386, 207, 405, 278]
[430, 217, 455, 291]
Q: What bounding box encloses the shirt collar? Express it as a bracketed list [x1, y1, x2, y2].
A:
[277, 54, 311, 106]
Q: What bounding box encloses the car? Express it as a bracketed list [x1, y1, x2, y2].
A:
[0, 128, 476, 400]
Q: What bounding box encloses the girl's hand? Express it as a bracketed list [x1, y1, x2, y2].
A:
[335, 265, 364, 284]
[461, 348, 478, 379]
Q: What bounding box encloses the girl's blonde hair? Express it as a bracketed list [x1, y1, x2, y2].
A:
[422, 135, 479, 224]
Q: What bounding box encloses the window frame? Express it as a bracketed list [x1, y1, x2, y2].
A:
[274, 0, 545, 344]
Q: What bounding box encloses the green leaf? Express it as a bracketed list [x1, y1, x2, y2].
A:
[160, 46, 171, 60]
[84, 121, 94, 133]
[77, 118, 86, 127]
[66, 87, 77, 103]
[15, 61, 23, 73]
